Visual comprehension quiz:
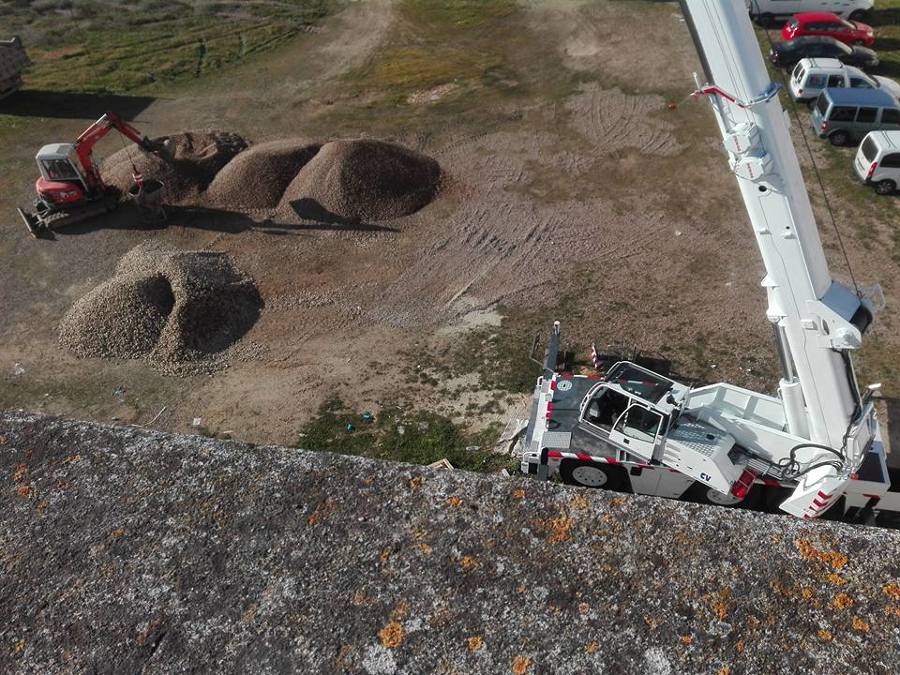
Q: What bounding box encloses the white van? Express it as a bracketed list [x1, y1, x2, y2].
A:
[746, 1, 873, 22]
[789, 59, 900, 102]
[854, 130, 900, 194]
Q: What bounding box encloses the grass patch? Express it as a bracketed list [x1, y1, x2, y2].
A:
[297, 397, 513, 473]
[6, 0, 332, 93]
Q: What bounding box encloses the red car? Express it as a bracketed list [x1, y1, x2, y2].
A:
[782, 12, 875, 47]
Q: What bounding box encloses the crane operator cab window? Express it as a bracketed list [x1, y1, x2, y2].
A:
[613, 405, 664, 443]
[584, 388, 630, 431]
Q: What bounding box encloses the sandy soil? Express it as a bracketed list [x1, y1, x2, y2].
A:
[3, 0, 900, 448]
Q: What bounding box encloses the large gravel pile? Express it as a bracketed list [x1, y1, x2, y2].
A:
[278, 139, 442, 223]
[59, 242, 262, 375]
[205, 139, 321, 209]
[101, 131, 248, 203]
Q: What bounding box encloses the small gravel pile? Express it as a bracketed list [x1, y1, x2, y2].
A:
[278, 139, 442, 223]
[206, 139, 321, 209]
[101, 131, 248, 203]
[60, 243, 262, 375]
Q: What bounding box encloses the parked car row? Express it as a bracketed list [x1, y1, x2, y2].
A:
[760, 6, 899, 194]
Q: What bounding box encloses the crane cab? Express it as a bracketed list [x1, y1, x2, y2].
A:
[34, 143, 90, 207]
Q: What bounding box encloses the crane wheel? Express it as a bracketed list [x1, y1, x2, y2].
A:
[560, 460, 626, 491]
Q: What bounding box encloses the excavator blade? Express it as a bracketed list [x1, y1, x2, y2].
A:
[17, 207, 40, 238]
[779, 467, 847, 520]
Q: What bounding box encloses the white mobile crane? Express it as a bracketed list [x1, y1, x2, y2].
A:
[520, 0, 900, 524]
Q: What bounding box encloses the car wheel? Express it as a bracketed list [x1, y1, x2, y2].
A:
[875, 179, 897, 195]
[684, 482, 761, 509]
[829, 130, 850, 146]
[560, 459, 625, 491]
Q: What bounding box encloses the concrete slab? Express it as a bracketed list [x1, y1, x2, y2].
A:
[1, 410, 898, 673]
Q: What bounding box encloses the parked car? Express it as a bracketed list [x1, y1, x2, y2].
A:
[769, 36, 878, 69]
[789, 58, 900, 102]
[811, 88, 900, 145]
[782, 12, 875, 46]
[855, 131, 900, 194]
[748, 1, 873, 24]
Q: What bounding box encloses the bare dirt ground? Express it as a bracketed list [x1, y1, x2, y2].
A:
[2, 0, 900, 448]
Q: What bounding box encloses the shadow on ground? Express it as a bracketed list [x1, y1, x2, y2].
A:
[0, 90, 156, 119]
[41, 204, 399, 238]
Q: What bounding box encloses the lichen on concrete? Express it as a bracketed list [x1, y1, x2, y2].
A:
[1, 410, 898, 673]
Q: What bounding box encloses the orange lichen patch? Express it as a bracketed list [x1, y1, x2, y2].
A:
[379, 548, 392, 563]
[12, 639, 25, 656]
[378, 621, 405, 649]
[408, 476, 424, 490]
[15, 485, 33, 499]
[885, 605, 900, 618]
[832, 593, 854, 610]
[461, 556, 479, 570]
[800, 588, 814, 599]
[680, 635, 693, 646]
[548, 515, 575, 543]
[64, 454, 81, 463]
[585, 641, 599, 654]
[852, 616, 870, 633]
[717, 667, 730, 675]
[610, 496, 627, 507]
[512, 488, 526, 499]
[795, 539, 848, 569]
[571, 494, 589, 510]
[36, 500, 49, 513]
[467, 636, 484, 652]
[643, 615, 659, 629]
[825, 573, 848, 586]
[735, 640, 745, 654]
[111, 528, 126, 539]
[12, 463, 27, 482]
[417, 542, 433, 555]
[883, 583, 900, 601]
[242, 604, 258, 623]
[711, 589, 732, 621]
[447, 495, 462, 508]
[578, 602, 590, 615]
[818, 629, 833, 642]
[391, 601, 409, 621]
[307, 498, 335, 526]
[351, 590, 371, 606]
[511, 655, 533, 674]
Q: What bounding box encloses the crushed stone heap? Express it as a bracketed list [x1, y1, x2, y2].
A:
[278, 139, 442, 223]
[101, 130, 248, 202]
[59, 242, 261, 375]
[205, 138, 321, 209]
[1, 410, 897, 673]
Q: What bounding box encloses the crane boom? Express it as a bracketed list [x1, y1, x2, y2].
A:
[679, 0, 879, 512]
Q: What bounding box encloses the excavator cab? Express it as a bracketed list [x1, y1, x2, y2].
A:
[34, 143, 90, 207]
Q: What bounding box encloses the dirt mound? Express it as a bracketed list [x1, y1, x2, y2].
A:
[278, 139, 441, 223]
[101, 131, 248, 203]
[60, 242, 262, 375]
[206, 139, 321, 209]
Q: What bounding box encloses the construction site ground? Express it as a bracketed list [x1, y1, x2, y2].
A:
[3, 0, 900, 453]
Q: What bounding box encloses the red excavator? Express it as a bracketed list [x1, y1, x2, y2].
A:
[17, 111, 172, 237]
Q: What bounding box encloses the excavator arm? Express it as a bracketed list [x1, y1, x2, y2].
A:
[72, 111, 171, 190]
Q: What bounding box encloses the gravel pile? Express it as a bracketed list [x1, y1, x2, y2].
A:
[60, 242, 262, 375]
[206, 139, 321, 209]
[101, 131, 248, 203]
[278, 139, 442, 223]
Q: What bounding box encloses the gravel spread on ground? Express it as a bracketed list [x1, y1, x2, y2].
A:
[1, 410, 898, 674]
[205, 138, 321, 209]
[101, 130, 248, 203]
[59, 242, 261, 375]
[278, 139, 442, 223]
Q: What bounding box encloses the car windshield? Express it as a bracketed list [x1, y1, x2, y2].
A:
[605, 363, 673, 403]
[861, 135, 878, 161]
